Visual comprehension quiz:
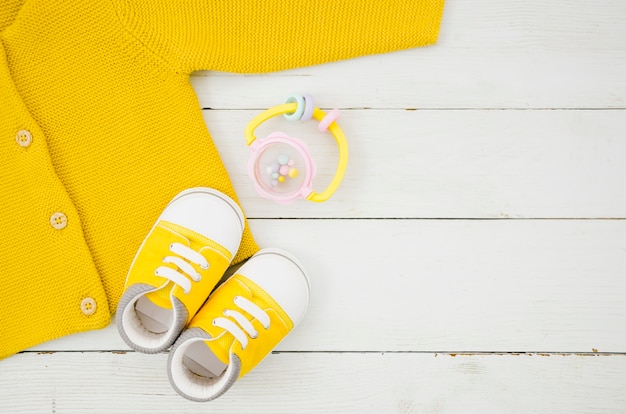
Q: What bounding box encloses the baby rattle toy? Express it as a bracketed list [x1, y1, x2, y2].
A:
[244, 94, 348, 204]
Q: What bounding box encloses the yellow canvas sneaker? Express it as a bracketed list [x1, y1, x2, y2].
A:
[167, 248, 310, 401]
[116, 188, 244, 353]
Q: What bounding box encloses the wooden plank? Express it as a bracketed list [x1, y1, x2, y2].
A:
[30, 219, 626, 353]
[1, 352, 625, 413]
[190, 1, 626, 109]
[204, 109, 626, 219]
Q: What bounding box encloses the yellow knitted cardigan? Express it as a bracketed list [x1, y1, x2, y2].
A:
[0, 0, 444, 359]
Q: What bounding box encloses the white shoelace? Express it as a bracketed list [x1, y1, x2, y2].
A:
[213, 296, 271, 350]
[154, 242, 209, 294]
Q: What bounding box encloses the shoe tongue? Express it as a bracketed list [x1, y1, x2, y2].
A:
[134, 283, 175, 334]
[185, 338, 229, 378]
[144, 282, 175, 309]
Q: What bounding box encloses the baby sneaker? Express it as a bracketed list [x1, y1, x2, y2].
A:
[167, 248, 310, 402]
[116, 187, 244, 354]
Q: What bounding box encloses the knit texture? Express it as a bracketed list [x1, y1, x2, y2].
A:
[0, 0, 444, 359]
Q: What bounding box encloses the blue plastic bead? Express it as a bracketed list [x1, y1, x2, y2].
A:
[278, 154, 289, 165]
[284, 95, 306, 121]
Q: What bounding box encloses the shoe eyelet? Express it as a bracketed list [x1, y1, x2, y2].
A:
[250, 333, 258, 339]
[212, 319, 217, 326]
[200, 262, 210, 270]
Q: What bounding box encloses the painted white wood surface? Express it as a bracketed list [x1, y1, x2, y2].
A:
[2, 0, 626, 413]
[29, 219, 626, 353]
[205, 109, 626, 219]
[2, 352, 626, 414]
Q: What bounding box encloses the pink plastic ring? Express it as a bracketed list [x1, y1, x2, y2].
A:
[318, 108, 341, 132]
[301, 94, 314, 121]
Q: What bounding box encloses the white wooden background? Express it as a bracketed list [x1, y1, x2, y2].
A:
[2, 1, 626, 412]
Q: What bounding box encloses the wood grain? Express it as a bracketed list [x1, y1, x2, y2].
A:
[29, 219, 626, 353]
[2, 352, 625, 413]
[204, 109, 626, 219]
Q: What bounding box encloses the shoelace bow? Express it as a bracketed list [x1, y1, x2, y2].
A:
[155, 242, 209, 294]
[213, 296, 271, 350]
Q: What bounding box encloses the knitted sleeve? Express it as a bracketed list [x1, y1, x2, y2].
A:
[114, 0, 445, 74]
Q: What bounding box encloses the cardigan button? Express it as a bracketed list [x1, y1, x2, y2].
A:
[80, 297, 97, 316]
[15, 130, 32, 148]
[50, 212, 68, 230]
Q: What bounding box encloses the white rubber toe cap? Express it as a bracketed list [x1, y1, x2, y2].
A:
[238, 248, 310, 326]
[159, 188, 244, 256]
